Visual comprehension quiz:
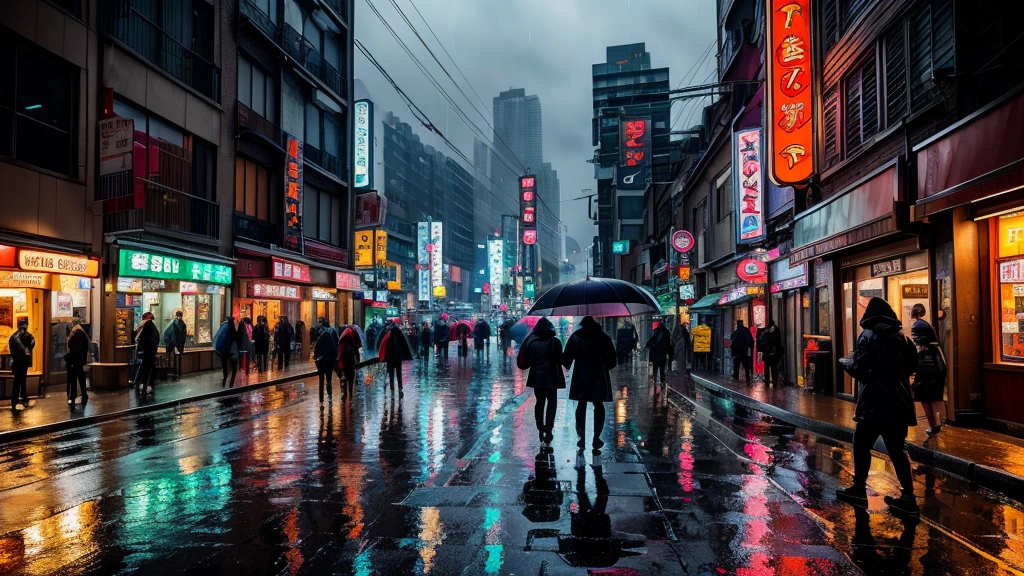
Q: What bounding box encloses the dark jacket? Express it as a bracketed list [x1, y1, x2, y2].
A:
[420, 325, 432, 349]
[213, 320, 237, 357]
[499, 319, 515, 345]
[757, 325, 783, 358]
[911, 318, 945, 378]
[563, 316, 617, 402]
[274, 321, 294, 349]
[381, 325, 413, 366]
[313, 324, 339, 362]
[473, 320, 491, 350]
[66, 325, 90, 367]
[844, 297, 918, 426]
[645, 325, 674, 363]
[137, 320, 161, 355]
[433, 319, 449, 344]
[517, 318, 565, 390]
[9, 329, 35, 367]
[252, 321, 270, 352]
[730, 325, 754, 358]
[172, 318, 187, 348]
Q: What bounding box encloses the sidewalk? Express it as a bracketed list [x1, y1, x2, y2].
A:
[672, 370, 1024, 502]
[0, 359, 319, 442]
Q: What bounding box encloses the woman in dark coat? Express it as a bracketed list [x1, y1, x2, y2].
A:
[420, 322, 433, 361]
[253, 316, 271, 373]
[562, 316, 617, 461]
[911, 304, 946, 436]
[517, 317, 565, 445]
[312, 318, 339, 403]
[337, 327, 360, 398]
[379, 322, 413, 396]
[644, 323, 674, 384]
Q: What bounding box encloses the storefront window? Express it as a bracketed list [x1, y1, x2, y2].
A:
[997, 257, 1024, 361]
[116, 278, 224, 347]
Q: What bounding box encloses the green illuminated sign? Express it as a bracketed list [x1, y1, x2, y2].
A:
[612, 240, 630, 255]
[119, 249, 233, 285]
[524, 283, 535, 298]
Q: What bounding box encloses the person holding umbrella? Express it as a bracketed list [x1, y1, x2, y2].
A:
[562, 316, 617, 468]
[517, 317, 565, 446]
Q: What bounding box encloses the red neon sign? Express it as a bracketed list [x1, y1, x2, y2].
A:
[521, 177, 535, 188]
[622, 120, 647, 166]
[765, 0, 815, 185]
[523, 229, 537, 245]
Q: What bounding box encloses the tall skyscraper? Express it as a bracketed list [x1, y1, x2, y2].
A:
[591, 43, 670, 277]
[491, 88, 543, 211]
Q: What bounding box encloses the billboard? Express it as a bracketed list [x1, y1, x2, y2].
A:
[374, 230, 388, 264]
[734, 127, 766, 243]
[430, 222, 443, 287]
[418, 269, 430, 301]
[618, 117, 650, 190]
[354, 230, 373, 268]
[355, 191, 386, 229]
[354, 99, 374, 189]
[488, 239, 503, 306]
[284, 137, 304, 252]
[765, 0, 815, 185]
[520, 176, 537, 230]
[417, 221, 429, 265]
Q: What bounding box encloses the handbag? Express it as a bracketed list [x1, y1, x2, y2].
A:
[931, 343, 947, 375]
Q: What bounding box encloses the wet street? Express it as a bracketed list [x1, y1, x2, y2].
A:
[1, 349, 1022, 575]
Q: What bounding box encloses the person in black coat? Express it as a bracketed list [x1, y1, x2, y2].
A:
[730, 320, 754, 383]
[433, 317, 450, 360]
[838, 297, 919, 514]
[910, 304, 946, 437]
[66, 321, 90, 407]
[8, 318, 36, 410]
[562, 316, 617, 463]
[252, 316, 271, 373]
[499, 316, 515, 365]
[135, 311, 161, 394]
[644, 323, 674, 384]
[473, 318, 491, 359]
[756, 320, 784, 386]
[419, 322, 433, 361]
[517, 317, 565, 446]
[274, 316, 294, 370]
[312, 318, 340, 403]
[381, 322, 413, 396]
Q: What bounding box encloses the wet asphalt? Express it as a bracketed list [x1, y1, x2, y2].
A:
[0, 347, 1022, 576]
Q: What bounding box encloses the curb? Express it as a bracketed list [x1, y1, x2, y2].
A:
[0, 369, 318, 444]
[679, 373, 1024, 503]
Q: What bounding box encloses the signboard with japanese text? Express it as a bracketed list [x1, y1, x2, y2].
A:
[119, 250, 233, 285]
[336, 271, 361, 291]
[734, 128, 765, 243]
[520, 176, 537, 230]
[618, 117, 650, 190]
[374, 230, 388, 264]
[678, 283, 695, 302]
[354, 231, 374, 268]
[99, 116, 133, 176]
[312, 287, 338, 301]
[249, 282, 301, 300]
[765, 0, 815, 185]
[354, 99, 374, 189]
[0, 271, 49, 289]
[523, 229, 537, 245]
[417, 222, 430, 265]
[418, 269, 430, 301]
[284, 137, 304, 252]
[18, 249, 99, 277]
[430, 222, 444, 287]
[271, 258, 310, 283]
[1000, 258, 1024, 283]
[488, 239, 503, 307]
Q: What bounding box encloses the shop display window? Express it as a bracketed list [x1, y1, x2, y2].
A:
[994, 212, 1024, 362]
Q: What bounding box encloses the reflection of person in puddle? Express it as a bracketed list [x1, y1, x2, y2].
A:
[850, 506, 918, 572]
[522, 448, 563, 523]
[572, 467, 611, 538]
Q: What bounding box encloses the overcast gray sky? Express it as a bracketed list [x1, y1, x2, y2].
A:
[355, 0, 718, 245]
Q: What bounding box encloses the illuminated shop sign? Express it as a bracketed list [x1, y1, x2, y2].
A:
[118, 250, 233, 285]
[488, 239, 503, 307]
[618, 117, 650, 190]
[284, 137, 304, 251]
[520, 176, 537, 231]
[430, 222, 443, 287]
[354, 100, 374, 189]
[612, 240, 630, 254]
[765, 0, 815, 185]
[18, 249, 99, 277]
[734, 128, 765, 243]
[249, 282, 301, 300]
[271, 258, 310, 283]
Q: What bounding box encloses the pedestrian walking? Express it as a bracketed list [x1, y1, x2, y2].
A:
[911, 304, 947, 437]
[8, 318, 36, 410]
[837, 297, 920, 515]
[274, 316, 294, 370]
[517, 317, 565, 447]
[419, 321, 433, 361]
[673, 321, 691, 372]
[562, 316, 617, 468]
[238, 317, 254, 375]
[730, 320, 754, 383]
[644, 322, 674, 384]
[433, 315, 450, 360]
[135, 311, 160, 395]
[456, 320, 472, 361]
[473, 317, 491, 360]
[757, 320, 783, 386]
[499, 316, 515, 365]
[408, 321, 421, 359]
[214, 316, 238, 388]
[253, 316, 270, 372]
[166, 310, 187, 378]
[379, 321, 413, 397]
[312, 317, 339, 403]
[66, 320, 90, 407]
[337, 326, 360, 398]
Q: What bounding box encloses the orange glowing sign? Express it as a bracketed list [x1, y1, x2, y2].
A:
[766, 0, 815, 185]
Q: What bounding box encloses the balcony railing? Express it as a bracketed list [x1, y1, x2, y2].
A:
[305, 143, 346, 180]
[104, 179, 220, 240]
[237, 101, 283, 148]
[322, 0, 347, 23]
[99, 0, 221, 102]
[234, 213, 281, 245]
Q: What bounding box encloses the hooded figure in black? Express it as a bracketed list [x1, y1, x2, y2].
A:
[644, 323, 674, 384]
[563, 316, 617, 461]
[757, 320, 783, 385]
[730, 320, 754, 383]
[517, 317, 564, 445]
[837, 297, 920, 514]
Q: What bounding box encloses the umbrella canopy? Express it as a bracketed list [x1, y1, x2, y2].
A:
[508, 316, 541, 344]
[448, 319, 474, 340]
[527, 278, 661, 318]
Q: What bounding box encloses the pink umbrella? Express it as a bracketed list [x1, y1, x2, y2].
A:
[449, 319, 474, 340]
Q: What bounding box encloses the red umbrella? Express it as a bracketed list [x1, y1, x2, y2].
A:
[449, 319, 474, 340]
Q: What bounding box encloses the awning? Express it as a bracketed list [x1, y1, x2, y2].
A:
[114, 238, 236, 266]
[689, 293, 722, 313]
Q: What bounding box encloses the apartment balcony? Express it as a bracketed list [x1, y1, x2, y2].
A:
[237, 101, 284, 148]
[99, 0, 221, 102]
[322, 0, 347, 26]
[103, 179, 220, 240]
[239, 0, 347, 101]
[305, 143, 346, 181]
[233, 213, 281, 245]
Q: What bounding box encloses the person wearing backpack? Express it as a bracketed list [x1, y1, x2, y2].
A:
[837, 297, 920, 515]
[517, 317, 565, 447]
[911, 304, 947, 437]
[312, 317, 339, 403]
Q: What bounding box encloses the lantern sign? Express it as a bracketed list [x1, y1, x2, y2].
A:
[765, 0, 815, 185]
[733, 128, 765, 243]
[671, 230, 695, 254]
[283, 137, 304, 252]
[736, 258, 769, 283]
[520, 176, 537, 231]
